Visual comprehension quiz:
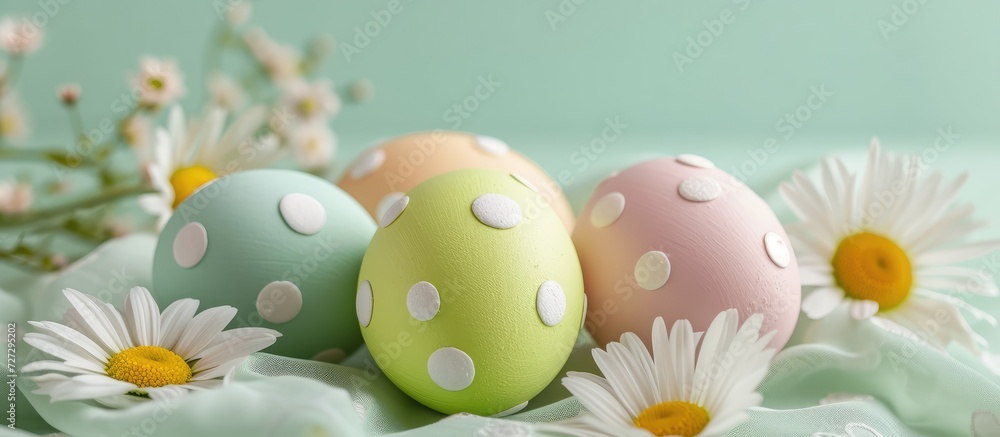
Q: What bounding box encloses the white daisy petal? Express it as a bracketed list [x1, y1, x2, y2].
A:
[190, 332, 277, 373]
[124, 287, 161, 346]
[800, 266, 835, 286]
[669, 319, 698, 401]
[913, 289, 997, 326]
[917, 240, 1000, 265]
[145, 385, 189, 401]
[849, 300, 879, 320]
[173, 306, 238, 359]
[20, 360, 102, 376]
[801, 287, 845, 320]
[61, 288, 130, 352]
[591, 348, 644, 417]
[190, 357, 248, 381]
[881, 297, 982, 353]
[22, 333, 107, 374]
[158, 298, 200, 350]
[692, 309, 738, 406]
[562, 376, 634, 427]
[47, 374, 138, 402]
[27, 321, 110, 362]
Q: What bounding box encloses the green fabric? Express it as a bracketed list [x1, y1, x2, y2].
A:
[4, 148, 1000, 436]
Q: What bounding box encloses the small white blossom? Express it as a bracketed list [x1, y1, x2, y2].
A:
[130, 57, 185, 108]
[287, 122, 335, 171]
[0, 179, 33, 215]
[0, 17, 43, 54]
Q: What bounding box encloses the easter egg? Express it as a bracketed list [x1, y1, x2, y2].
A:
[573, 155, 800, 350]
[357, 169, 584, 416]
[338, 130, 575, 231]
[152, 169, 376, 360]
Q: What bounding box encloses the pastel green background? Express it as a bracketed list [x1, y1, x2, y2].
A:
[2, 0, 999, 147]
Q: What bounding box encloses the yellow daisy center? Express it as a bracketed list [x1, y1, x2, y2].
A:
[831, 232, 913, 310]
[0, 115, 19, 135]
[298, 98, 317, 116]
[105, 346, 192, 388]
[147, 77, 164, 91]
[633, 401, 710, 437]
[169, 165, 218, 209]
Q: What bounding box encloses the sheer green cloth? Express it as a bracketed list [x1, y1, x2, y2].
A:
[5, 147, 1000, 437]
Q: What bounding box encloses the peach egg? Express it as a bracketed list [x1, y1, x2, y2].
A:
[572, 155, 801, 350]
[338, 131, 575, 231]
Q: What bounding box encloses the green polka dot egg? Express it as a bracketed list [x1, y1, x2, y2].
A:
[356, 169, 584, 416]
[152, 169, 376, 361]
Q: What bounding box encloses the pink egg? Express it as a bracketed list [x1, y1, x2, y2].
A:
[573, 155, 800, 350]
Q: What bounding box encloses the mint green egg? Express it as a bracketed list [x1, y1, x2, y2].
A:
[357, 169, 584, 416]
[152, 169, 376, 360]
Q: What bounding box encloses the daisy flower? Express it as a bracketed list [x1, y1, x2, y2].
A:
[279, 78, 340, 122]
[781, 140, 1000, 355]
[130, 57, 185, 108]
[207, 73, 246, 111]
[224, 1, 252, 26]
[138, 105, 281, 229]
[243, 28, 300, 82]
[22, 287, 279, 407]
[555, 310, 776, 437]
[0, 178, 33, 215]
[286, 121, 335, 171]
[0, 93, 29, 140]
[57, 83, 81, 105]
[0, 17, 43, 54]
[121, 114, 153, 150]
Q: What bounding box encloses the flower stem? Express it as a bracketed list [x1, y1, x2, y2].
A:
[0, 185, 155, 230]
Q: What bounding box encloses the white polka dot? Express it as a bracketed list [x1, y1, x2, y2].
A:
[173, 222, 208, 268]
[472, 194, 522, 229]
[407, 281, 441, 321]
[535, 281, 566, 327]
[678, 176, 723, 202]
[279, 193, 326, 235]
[764, 232, 790, 268]
[311, 348, 346, 364]
[492, 401, 528, 418]
[510, 173, 538, 192]
[380, 195, 409, 228]
[581, 295, 588, 330]
[256, 281, 303, 324]
[357, 280, 374, 327]
[428, 347, 475, 391]
[376, 192, 405, 222]
[350, 148, 386, 180]
[475, 135, 510, 155]
[635, 250, 670, 291]
[677, 154, 715, 169]
[590, 192, 625, 228]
